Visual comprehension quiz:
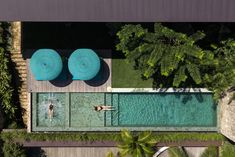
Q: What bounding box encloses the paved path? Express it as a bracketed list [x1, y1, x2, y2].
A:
[28, 147, 119, 157]
[158, 147, 207, 157]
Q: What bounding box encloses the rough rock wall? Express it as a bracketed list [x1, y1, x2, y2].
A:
[220, 91, 235, 142]
[10, 22, 28, 125]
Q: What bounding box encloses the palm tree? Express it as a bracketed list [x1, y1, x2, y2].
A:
[117, 129, 157, 157]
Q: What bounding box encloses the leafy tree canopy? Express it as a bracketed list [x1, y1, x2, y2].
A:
[116, 23, 235, 100]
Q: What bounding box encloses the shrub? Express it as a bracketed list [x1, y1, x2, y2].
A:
[220, 142, 235, 157]
[201, 146, 217, 157]
[2, 142, 26, 157]
[0, 22, 16, 119]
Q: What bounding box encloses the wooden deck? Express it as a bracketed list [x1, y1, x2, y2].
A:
[27, 50, 111, 92]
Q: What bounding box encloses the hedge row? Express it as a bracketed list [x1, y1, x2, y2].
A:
[1, 130, 225, 143]
[0, 22, 16, 120]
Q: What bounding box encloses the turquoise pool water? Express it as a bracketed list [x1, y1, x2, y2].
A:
[111, 93, 216, 127]
[32, 92, 217, 131]
[35, 93, 66, 127]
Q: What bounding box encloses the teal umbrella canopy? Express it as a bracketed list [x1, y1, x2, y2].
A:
[30, 49, 63, 80]
[68, 49, 100, 80]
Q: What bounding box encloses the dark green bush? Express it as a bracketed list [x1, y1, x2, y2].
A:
[0, 22, 16, 120]
[2, 142, 26, 157]
[220, 142, 235, 157]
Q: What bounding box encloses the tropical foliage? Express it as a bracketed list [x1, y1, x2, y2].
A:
[200, 146, 217, 157]
[116, 23, 207, 87]
[168, 147, 188, 157]
[116, 23, 235, 100]
[117, 130, 156, 157]
[2, 141, 26, 157]
[106, 151, 115, 157]
[202, 39, 235, 100]
[220, 142, 235, 157]
[0, 22, 16, 119]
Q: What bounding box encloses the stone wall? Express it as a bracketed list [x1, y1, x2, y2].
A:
[10, 22, 29, 126]
[220, 91, 235, 142]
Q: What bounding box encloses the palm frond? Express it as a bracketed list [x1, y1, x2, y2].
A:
[173, 66, 187, 87]
[200, 146, 217, 157]
[132, 146, 142, 157]
[120, 129, 133, 143]
[186, 63, 202, 84]
[168, 147, 189, 157]
[117, 144, 130, 149]
[120, 148, 130, 157]
[138, 131, 152, 142]
[106, 151, 115, 157]
[146, 139, 158, 147]
[139, 143, 154, 155]
[189, 31, 205, 43]
[147, 44, 164, 67]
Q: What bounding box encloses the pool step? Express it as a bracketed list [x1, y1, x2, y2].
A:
[111, 94, 119, 126]
[105, 94, 112, 127]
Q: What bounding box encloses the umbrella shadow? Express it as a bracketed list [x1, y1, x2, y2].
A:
[49, 59, 73, 87]
[85, 59, 110, 87]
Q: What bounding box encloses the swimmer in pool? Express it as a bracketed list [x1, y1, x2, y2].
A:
[94, 105, 115, 111]
[48, 101, 54, 121]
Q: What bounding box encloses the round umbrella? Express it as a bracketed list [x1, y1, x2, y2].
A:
[68, 49, 100, 80]
[30, 49, 63, 80]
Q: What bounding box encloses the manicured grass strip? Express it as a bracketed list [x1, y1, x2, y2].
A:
[0, 130, 225, 143]
[0, 131, 121, 142]
[151, 132, 225, 142]
[112, 59, 153, 88]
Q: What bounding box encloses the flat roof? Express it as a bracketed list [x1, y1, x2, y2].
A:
[0, 0, 235, 21]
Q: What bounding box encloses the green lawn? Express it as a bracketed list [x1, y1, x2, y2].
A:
[112, 59, 153, 88]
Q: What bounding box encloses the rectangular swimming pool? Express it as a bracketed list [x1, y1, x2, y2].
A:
[32, 92, 218, 131]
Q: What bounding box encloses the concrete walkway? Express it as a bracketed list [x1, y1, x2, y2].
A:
[158, 147, 207, 157]
[27, 147, 119, 157]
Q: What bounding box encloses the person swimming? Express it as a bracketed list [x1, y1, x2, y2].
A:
[48, 102, 54, 121]
[94, 105, 115, 111]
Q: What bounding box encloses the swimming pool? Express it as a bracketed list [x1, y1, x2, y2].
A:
[110, 93, 216, 127]
[32, 92, 218, 131]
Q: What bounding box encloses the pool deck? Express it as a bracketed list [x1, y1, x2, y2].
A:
[27, 49, 112, 92]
